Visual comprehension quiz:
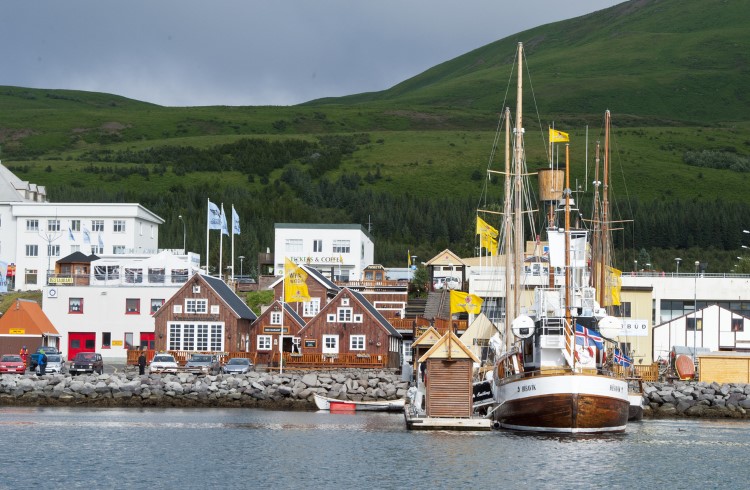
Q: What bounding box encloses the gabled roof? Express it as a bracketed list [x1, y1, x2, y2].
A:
[412, 326, 442, 347]
[267, 264, 340, 293]
[418, 331, 479, 363]
[0, 299, 60, 337]
[346, 288, 401, 338]
[425, 249, 467, 267]
[260, 300, 306, 329]
[57, 252, 99, 264]
[202, 274, 257, 320]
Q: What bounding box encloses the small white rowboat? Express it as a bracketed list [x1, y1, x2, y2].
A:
[313, 393, 405, 412]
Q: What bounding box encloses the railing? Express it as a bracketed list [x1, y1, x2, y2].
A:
[127, 350, 257, 366]
[340, 279, 405, 288]
[615, 362, 659, 382]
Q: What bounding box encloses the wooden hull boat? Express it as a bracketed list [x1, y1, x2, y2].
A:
[313, 393, 405, 412]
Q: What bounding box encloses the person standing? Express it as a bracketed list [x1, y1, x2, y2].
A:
[138, 351, 147, 375]
[38, 350, 48, 376]
[19, 346, 29, 371]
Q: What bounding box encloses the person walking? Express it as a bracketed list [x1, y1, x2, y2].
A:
[138, 351, 147, 375]
[19, 346, 29, 371]
[38, 349, 48, 376]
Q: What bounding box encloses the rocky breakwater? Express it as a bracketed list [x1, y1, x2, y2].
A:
[644, 381, 750, 419]
[0, 369, 409, 409]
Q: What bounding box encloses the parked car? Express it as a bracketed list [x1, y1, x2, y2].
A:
[433, 277, 460, 290]
[222, 358, 254, 374]
[0, 354, 26, 374]
[29, 346, 61, 370]
[185, 354, 221, 375]
[36, 354, 66, 375]
[69, 352, 104, 375]
[150, 353, 179, 374]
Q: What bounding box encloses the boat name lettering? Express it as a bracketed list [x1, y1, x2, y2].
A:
[610, 384, 624, 392]
[517, 384, 536, 393]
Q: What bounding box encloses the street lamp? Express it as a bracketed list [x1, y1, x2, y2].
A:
[178, 215, 186, 253]
[693, 260, 700, 363]
[675, 257, 681, 274]
[634, 260, 638, 272]
[238, 255, 245, 277]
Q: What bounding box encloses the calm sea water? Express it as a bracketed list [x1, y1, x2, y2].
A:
[1, 406, 748, 489]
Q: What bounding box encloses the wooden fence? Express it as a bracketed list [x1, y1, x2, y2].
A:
[614, 362, 659, 382]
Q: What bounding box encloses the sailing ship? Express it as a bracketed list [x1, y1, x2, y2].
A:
[487, 42, 629, 433]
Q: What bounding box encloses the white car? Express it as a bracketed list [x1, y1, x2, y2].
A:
[36, 354, 66, 375]
[149, 354, 179, 374]
[434, 277, 461, 290]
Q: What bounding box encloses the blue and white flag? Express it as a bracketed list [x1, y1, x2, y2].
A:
[614, 348, 633, 367]
[207, 200, 222, 230]
[575, 324, 604, 350]
[220, 204, 229, 236]
[68, 227, 75, 242]
[232, 205, 241, 235]
[83, 226, 91, 245]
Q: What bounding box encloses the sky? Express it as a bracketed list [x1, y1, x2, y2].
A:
[1, 1, 624, 107]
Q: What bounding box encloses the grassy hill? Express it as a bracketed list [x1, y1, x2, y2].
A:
[1, 0, 749, 273]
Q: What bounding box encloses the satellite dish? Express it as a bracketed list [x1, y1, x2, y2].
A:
[511, 315, 535, 339]
[598, 316, 622, 337]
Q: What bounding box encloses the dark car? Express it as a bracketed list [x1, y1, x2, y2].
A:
[70, 352, 104, 375]
[29, 346, 61, 370]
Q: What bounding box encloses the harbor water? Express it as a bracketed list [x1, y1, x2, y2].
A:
[1, 406, 748, 489]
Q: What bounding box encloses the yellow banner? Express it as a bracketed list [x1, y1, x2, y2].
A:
[450, 290, 484, 315]
[284, 258, 311, 303]
[605, 266, 622, 306]
[476, 216, 498, 254]
[549, 128, 569, 143]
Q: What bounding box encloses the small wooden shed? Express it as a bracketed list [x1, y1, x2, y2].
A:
[418, 331, 479, 418]
[698, 352, 750, 384]
[411, 326, 441, 376]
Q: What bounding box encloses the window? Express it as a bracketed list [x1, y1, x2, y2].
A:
[183, 325, 195, 350]
[210, 325, 222, 351]
[186, 299, 208, 314]
[25, 245, 39, 257]
[350, 335, 365, 350]
[258, 335, 272, 350]
[313, 239, 323, 252]
[731, 318, 744, 332]
[196, 324, 208, 350]
[48, 219, 61, 232]
[47, 245, 60, 257]
[614, 302, 632, 318]
[91, 245, 103, 255]
[94, 265, 120, 280]
[124, 333, 134, 350]
[102, 332, 111, 349]
[113, 245, 126, 254]
[341, 298, 350, 306]
[172, 269, 188, 283]
[148, 268, 165, 283]
[285, 238, 303, 253]
[71, 245, 80, 253]
[270, 311, 282, 325]
[169, 324, 181, 351]
[70, 220, 81, 232]
[173, 304, 183, 314]
[303, 298, 320, 317]
[167, 322, 223, 351]
[124, 268, 143, 283]
[322, 335, 338, 354]
[403, 340, 413, 361]
[151, 299, 164, 314]
[332, 240, 350, 254]
[25, 269, 37, 285]
[69, 298, 83, 314]
[113, 220, 126, 233]
[126, 298, 140, 314]
[139, 223, 143, 236]
[686, 318, 703, 331]
[26, 219, 39, 232]
[92, 220, 104, 232]
[210, 305, 220, 315]
[337, 307, 353, 322]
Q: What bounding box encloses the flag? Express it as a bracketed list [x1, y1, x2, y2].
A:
[83, 226, 91, 245]
[614, 348, 633, 367]
[605, 266, 622, 306]
[284, 258, 310, 303]
[407, 250, 411, 267]
[549, 128, 569, 143]
[98, 234, 104, 249]
[68, 227, 75, 242]
[476, 216, 498, 254]
[449, 290, 484, 315]
[220, 204, 229, 236]
[232, 205, 241, 235]
[575, 324, 604, 350]
[207, 200, 222, 230]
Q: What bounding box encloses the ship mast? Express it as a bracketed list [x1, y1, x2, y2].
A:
[511, 42, 524, 334]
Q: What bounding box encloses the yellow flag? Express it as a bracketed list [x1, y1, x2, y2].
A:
[605, 266, 622, 306]
[450, 290, 484, 315]
[407, 250, 411, 267]
[284, 258, 310, 303]
[549, 128, 569, 143]
[476, 216, 498, 254]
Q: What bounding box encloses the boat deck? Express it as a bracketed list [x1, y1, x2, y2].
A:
[404, 407, 492, 431]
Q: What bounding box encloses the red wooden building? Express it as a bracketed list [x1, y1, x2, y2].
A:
[249, 300, 306, 365]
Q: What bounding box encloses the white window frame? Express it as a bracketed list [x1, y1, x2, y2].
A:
[185, 299, 208, 314]
[113, 245, 126, 254]
[70, 220, 81, 232]
[210, 305, 220, 315]
[113, 220, 126, 233]
[303, 298, 320, 317]
[332, 240, 350, 254]
[25, 244, 38, 257]
[350, 335, 366, 351]
[167, 322, 224, 352]
[341, 298, 350, 306]
[285, 238, 303, 253]
[47, 219, 61, 232]
[313, 239, 323, 252]
[337, 307, 353, 322]
[270, 311, 282, 325]
[47, 244, 60, 257]
[257, 335, 272, 351]
[327, 314, 336, 322]
[322, 334, 339, 354]
[353, 314, 363, 323]
[26, 219, 39, 232]
[92, 220, 104, 232]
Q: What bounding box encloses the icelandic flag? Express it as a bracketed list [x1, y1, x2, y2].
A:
[83, 226, 91, 245]
[98, 234, 104, 249]
[575, 324, 604, 350]
[68, 227, 75, 242]
[614, 348, 633, 367]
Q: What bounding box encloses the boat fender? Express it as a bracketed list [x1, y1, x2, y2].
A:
[492, 421, 501, 430]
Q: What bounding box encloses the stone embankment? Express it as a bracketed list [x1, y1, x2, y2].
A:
[0, 369, 408, 409]
[643, 381, 750, 419]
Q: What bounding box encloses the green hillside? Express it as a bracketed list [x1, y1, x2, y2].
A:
[1, 0, 749, 274]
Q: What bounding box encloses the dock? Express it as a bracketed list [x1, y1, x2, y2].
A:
[404, 406, 492, 431]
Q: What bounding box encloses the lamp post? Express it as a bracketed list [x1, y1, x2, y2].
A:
[178, 215, 186, 253]
[675, 257, 681, 274]
[693, 260, 700, 363]
[238, 255, 245, 277]
[634, 260, 638, 272]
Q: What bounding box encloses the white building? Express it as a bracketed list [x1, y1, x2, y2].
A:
[1, 161, 164, 291]
[273, 223, 374, 281]
[41, 251, 202, 362]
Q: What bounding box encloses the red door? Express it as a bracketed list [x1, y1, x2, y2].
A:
[68, 332, 96, 359]
[140, 332, 155, 350]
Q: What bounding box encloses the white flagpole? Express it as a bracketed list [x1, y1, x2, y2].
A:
[231, 205, 235, 282]
[280, 258, 285, 374]
[205, 198, 210, 275]
[219, 203, 224, 280]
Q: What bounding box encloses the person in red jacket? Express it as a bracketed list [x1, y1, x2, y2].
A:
[19, 346, 29, 370]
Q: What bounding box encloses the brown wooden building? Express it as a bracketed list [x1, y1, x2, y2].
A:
[53, 252, 99, 286]
[249, 300, 306, 364]
[296, 287, 403, 368]
[268, 264, 340, 322]
[153, 273, 257, 353]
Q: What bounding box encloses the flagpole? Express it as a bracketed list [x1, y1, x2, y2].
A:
[231, 205, 235, 282]
[206, 198, 210, 275]
[280, 258, 285, 375]
[219, 203, 224, 280]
